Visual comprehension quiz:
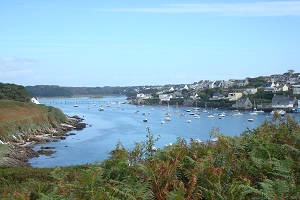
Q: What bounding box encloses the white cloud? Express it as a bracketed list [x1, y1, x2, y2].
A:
[100, 1, 300, 16]
[0, 57, 36, 78]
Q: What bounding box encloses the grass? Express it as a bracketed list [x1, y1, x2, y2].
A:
[0, 100, 66, 140]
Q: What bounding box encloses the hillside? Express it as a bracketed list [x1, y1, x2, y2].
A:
[0, 100, 66, 139]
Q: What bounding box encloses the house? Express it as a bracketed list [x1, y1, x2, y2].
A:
[263, 81, 280, 92]
[31, 97, 40, 104]
[173, 92, 183, 98]
[213, 80, 224, 88]
[264, 83, 289, 93]
[292, 85, 300, 95]
[272, 95, 297, 109]
[227, 92, 243, 101]
[287, 73, 300, 84]
[236, 79, 249, 87]
[223, 81, 235, 88]
[208, 81, 215, 89]
[232, 98, 253, 110]
[244, 88, 258, 95]
[211, 93, 225, 100]
[270, 74, 288, 82]
[159, 94, 173, 101]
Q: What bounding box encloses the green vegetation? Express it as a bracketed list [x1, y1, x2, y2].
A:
[0, 83, 31, 102]
[0, 100, 66, 140]
[1, 115, 300, 199]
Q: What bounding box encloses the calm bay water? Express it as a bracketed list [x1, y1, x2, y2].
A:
[29, 96, 300, 168]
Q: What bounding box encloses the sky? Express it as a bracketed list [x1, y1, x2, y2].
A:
[0, 0, 299, 87]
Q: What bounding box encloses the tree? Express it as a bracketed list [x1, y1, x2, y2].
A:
[287, 69, 295, 75]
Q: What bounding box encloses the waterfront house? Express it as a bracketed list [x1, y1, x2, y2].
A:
[159, 94, 173, 101]
[136, 93, 152, 99]
[227, 92, 243, 101]
[272, 95, 297, 109]
[232, 98, 253, 110]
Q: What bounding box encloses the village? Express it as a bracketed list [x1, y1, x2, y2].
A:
[133, 71, 300, 112]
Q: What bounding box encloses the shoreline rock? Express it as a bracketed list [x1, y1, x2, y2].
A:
[0, 115, 86, 167]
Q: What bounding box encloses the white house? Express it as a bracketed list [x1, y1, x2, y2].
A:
[136, 93, 151, 99]
[227, 92, 243, 101]
[159, 94, 173, 101]
[31, 97, 40, 104]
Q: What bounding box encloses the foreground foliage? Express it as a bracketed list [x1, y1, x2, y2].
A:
[1, 114, 300, 199]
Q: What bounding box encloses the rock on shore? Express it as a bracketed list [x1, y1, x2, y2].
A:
[0, 115, 86, 167]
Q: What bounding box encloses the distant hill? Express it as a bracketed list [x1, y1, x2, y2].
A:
[26, 85, 134, 97]
[0, 83, 31, 102]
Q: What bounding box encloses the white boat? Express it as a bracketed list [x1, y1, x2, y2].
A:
[249, 111, 258, 115]
[187, 119, 192, 123]
[271, 110, 286, 116]
[164, 117, 171, 121]
[210, 137, 219, 142]
[143, 118, 148, 122]
[233, 111, 243, 116]
[194, 139, 204, 144]
[207, 107, 215, 118]
[99, 107, 104, 111]
[73, 105, 78, 107]
[219, 112, 226, 117]
[194, 115, 200, 119]
[161, 120, 165, 124]
[248, 118, 254, 122]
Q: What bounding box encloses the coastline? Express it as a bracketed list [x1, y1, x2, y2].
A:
[0, 115, 86, 167]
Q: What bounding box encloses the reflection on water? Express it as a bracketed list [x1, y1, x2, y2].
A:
[29, 96, 300, 168]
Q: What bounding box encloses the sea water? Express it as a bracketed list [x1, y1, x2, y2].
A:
[29, 96, 300, 168]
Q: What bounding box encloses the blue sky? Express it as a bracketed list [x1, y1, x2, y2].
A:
[0, 0, 299, 87]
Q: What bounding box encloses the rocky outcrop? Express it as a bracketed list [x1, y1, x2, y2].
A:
[0, 115, 87, 167]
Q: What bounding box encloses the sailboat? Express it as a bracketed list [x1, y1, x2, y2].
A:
[249, 101, 258, 115]
[207, 107, 215, 118]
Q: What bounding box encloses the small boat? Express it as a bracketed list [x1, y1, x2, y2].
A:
[248, 118, 254, 122]
[194, 115, 200, 119]
[73, 105, 78, 107]
[271, 110, 286, 116]
[151, 146, 158, 151]
[99, 107, 104, 111]
[164, 117, 171, 121]
[207, 115, 214, 118]
[161, 120, 165, 124]
[143, 118, 148, 122]
[249, 111, 258, 115]
[233, 112, 243, 116]
[219, 112, 226, 117]
[210, 137, 219, 142]
[187, 119, 192, 123]
[195, 139, 204, 144]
